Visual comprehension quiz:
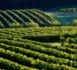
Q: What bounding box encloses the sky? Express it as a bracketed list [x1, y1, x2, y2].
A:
[0, 0, 77, 11]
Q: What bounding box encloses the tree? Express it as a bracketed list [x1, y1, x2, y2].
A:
[72, 19, 77, 26]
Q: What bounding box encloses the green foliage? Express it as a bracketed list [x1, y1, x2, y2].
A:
[0, 27, 77, 70]
[0, 21, 4, 28]
[52, 20, 61, 26]
[72, 19, 77, 25]
[9, 22, 23, 28]
[24, 22, 39, 27]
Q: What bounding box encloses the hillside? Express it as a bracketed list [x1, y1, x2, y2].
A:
[0, 9, 60, 28]
[0, 27, 77, 70]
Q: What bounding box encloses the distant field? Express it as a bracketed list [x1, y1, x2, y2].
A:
[60, 8, 77, 12]
[0, 26, 77, 70]
[46, 12, 77, 25]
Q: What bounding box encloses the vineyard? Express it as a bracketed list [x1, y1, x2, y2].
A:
[0, 26, 77, 70]
[0, 9, 60, 28]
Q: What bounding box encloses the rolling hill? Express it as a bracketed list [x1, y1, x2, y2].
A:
[0, 9, 60, 28]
